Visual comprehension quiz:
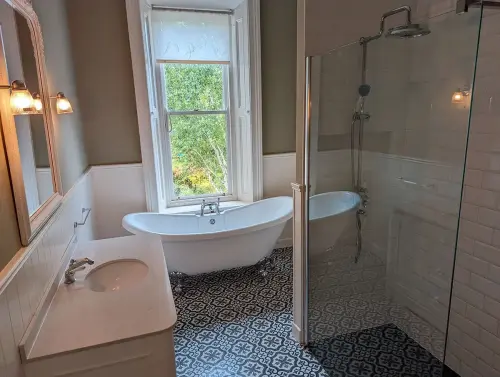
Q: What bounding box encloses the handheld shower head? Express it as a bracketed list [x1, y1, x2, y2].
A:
[358, 84, 371, 97]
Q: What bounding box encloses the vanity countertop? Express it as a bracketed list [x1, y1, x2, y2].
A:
[25, 236, 177, 361]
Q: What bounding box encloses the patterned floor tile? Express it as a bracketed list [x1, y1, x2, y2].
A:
[309, 324, 445, 377]
[308, 244, 446, 361]
[171, 248, 448, 377]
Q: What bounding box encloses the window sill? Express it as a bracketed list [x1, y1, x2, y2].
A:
[160, 201, 247, 215]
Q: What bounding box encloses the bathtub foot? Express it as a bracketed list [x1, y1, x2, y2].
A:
[258, 256, 275, 279]
[171, 271, 186, 294]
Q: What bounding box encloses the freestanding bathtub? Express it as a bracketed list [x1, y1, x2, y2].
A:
[309, 191, 361, 256]
[123, 197, 293, 275]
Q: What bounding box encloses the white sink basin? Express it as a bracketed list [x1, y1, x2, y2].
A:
[85, 259, 149, 293]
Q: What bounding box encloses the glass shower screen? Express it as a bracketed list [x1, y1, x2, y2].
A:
[305, 5, 483, 377]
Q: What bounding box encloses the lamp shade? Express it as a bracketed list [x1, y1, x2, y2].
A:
[10, 80, 35, 115]
[32, 92, 43, 113]
[55, 92, 73, 114]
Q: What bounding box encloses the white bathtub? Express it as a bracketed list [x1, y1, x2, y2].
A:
[309, 191, 361, 256]
[122, 197, 293, 275]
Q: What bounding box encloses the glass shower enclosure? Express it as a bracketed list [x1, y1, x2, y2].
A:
[303, 4, 483, 376]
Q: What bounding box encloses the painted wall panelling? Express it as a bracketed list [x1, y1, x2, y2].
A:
[0, 171, 93, 377]
[90, 164, 147, 240]
[89, 157, 298, 242]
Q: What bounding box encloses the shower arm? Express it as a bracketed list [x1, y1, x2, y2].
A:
[360, 6, 412, 44]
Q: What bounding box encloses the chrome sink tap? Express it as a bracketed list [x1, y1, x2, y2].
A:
[64, 258, 95, 284]
[200, 198, 221, 216]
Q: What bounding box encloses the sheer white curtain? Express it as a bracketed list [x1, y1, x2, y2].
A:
[151, 10, 231, 62]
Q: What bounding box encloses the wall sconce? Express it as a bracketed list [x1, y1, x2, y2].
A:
[50, 92, 73, 114]
[452, 87, 471, 104]
[0, 80, 35, 115]
[33, 92, 74, 115]
[32, 92, 43, 114]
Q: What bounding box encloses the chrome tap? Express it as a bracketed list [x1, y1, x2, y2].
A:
[64, 258, 94, 284]
[358, 187, 370, 208]
[200, 198, 221, 216]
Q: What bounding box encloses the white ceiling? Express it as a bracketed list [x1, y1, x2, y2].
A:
[150, 0, 244, 10]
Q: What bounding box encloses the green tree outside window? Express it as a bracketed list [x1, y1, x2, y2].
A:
[165, 64, 229, 197]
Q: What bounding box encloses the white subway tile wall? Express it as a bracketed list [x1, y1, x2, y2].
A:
[311, 1, 500, 375]
[447, 9, 500, 377]
[0, 173, 92, 377]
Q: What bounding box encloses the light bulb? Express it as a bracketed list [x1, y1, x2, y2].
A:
[55, 92, 73, 114]
[34, 99, 43, 111]
[452, 90, 466, 104]
[57, 98, 71, 111]
[452, 86, 471, 105]
[32, 93, 43, 113]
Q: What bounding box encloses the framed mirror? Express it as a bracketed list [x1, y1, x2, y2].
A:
[0, 0, 62, 245]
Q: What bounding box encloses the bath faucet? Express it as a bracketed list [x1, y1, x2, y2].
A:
[64, 258, 94, 284]
[201, 198, 221, 216]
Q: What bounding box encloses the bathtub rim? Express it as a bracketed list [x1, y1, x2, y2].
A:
[123, 196, 292, 242]
[309, 191, 361, 222]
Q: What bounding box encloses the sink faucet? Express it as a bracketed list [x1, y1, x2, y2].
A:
[200, 198, 221, 216]
[64, 258, 94, 285]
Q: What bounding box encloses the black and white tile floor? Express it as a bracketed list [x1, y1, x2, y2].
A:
[171, 248, 450, 377]
[308, 245, 446, 360]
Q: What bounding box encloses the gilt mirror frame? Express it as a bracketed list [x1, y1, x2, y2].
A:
[0, 0, 63, 246]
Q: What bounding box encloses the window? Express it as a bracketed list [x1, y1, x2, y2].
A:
[151, 9, 236, 206]
[162, 62, 232, 199]
[142, 5, 262, 209]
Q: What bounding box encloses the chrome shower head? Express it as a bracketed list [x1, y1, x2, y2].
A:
[386, 23, 431, 38]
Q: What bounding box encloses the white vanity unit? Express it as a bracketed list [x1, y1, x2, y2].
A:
[19, 236, 177, 377]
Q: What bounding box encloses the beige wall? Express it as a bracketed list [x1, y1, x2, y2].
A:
[66, 0, 142, 166]
[261, 0, 297, 154]
[305, 0, 419, 56]
[64, 0, 297, 159]
[33, 0, 88, 191]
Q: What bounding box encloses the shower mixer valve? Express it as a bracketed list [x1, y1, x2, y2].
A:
[358, 187, 369, 208]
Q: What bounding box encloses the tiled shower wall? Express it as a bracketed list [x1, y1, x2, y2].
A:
[309, 0, 500, 375]
[445, 10, 500, 377]
[0, 173, 92, 377]
[362, 6, 479, 336]
[359, 6, 500, 376]
[356, 5, 500, 376]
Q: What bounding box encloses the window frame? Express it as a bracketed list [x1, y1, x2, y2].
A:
[156, 60, 237, 208]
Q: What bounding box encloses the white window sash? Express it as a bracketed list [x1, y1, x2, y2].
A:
[167, 110, 227, 116]
[157, 62, 236, 207]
